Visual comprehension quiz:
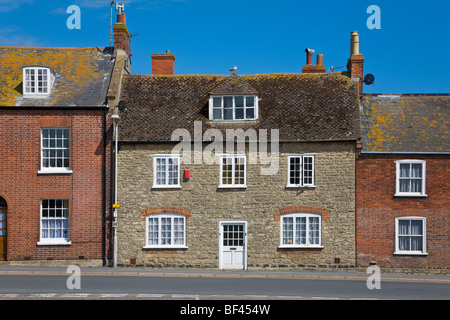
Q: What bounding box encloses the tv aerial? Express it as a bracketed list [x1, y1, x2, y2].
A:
[109, 1, 126, 45]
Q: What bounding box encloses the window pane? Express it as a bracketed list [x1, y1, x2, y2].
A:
[400, 164, 410, 178]
[246, 108, 255, 119]
[223, 97, 233, 120]
[235, 108, 244, 120]
[303, 156, 314, 185]
[411, 179, 422, 193]
[235, 96, 244, 120]
[213, 109, 222, 120]
[213, 97, 221, 108]
[411, 164, 422, 178]
[148, 218, 159, 245]
[399, 179, 410, 193]
[282, 217, 293, 245]
[223, 109, 233, 120]
[410, 220, 423, 235]
[289, 157, 301, 185]
[246, 96, 255, 107]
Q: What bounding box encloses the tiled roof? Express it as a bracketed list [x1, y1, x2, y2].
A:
[0, 46, 115, 107]
[361, 94, 450, 153]
[118, 72, 362, 142]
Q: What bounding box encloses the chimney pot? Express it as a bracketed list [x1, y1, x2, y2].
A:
[117, 13, 126, 25]
[316, 54, 323, 66]
[305, 48, 315, 65]
[351, 31, 359, 56]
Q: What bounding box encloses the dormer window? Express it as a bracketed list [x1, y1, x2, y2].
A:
[23, 66, 55, 96]
[209, 95, 258, 121]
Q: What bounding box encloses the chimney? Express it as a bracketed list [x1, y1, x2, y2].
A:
[302, 48, 326, 73]
[114, 12, 130, 56]
[151, 50, 175, 75]
[347, 31, 365, 96]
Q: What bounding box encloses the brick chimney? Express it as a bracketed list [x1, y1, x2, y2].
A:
[302, 48, 326, 73]
[347, 31, 365, 96]
[114, 12, 130, 56]
[152, 50, 175, 75]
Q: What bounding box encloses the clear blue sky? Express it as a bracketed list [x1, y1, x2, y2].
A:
[2, 0, 449, 94]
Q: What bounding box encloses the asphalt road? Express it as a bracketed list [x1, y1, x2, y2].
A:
[0, 273, 448, 300]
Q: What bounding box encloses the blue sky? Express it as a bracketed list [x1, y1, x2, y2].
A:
[1, 0, 449, 94]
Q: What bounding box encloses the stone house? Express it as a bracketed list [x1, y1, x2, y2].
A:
[356, 94, 450, 273]
[114, 33, 364, 270]
[0, 12, 130, 265]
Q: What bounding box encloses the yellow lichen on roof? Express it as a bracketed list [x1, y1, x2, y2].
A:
[0, 47, 113, 107]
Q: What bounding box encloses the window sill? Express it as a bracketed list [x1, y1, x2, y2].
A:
[38, 169, 73, 175]
[278, 245, 324, 249]
[394, 251, 428, 256]
[218, 185, 247, 189]
[143, 246, 188, 250]
[286, 185, 316, 188]
[210, 120, 257, 124]
[394, 193, 427, 198]
[151, 185, 182, 189]
[37, 240, 72, 246]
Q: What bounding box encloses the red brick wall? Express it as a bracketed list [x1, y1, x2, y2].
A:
[356, 155, 450, 269]
[0, 109, 113, 262]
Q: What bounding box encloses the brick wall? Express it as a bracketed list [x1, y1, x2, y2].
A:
[356, 155, 450, 270]
[0, 109, 113, 263]
[116, 141, 357, 269]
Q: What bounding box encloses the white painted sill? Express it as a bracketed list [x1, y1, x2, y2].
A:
[151, 185, 182, 189]
[218, 185, 247, 189]
[394, 193, 427, 197]
[278, 245, 324, 249]
[38, 169, 73, 175]
[285, 185, 316, 188]
[37, 240, 72, 246]
[143, 246, 188, 250]
[394, 251, 428, 256]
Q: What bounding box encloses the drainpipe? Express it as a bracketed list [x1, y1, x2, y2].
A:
[102, 108, 107, 266]
[111, 113, 120, 268]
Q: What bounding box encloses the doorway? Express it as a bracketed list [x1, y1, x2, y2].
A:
[219, 221, 247, 270]
[0, 197, 7, 261]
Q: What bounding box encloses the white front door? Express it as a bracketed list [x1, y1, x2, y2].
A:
[219, 222, 247, 270]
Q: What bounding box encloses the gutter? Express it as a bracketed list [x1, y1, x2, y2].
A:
[359, 151, 450, 156]
[0, 106, 108, 110]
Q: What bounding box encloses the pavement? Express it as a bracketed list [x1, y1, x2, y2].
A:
[0, 265, 449, 283]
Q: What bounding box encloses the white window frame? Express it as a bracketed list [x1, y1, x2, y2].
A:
[144, 213, 187, 249]
[278, 213, 323, 248]
[38, 127, 72, 174]
[286, 154, 315, 188]
[23, 66, 55, 96]
[219, 154, 247, 188]
[209, 95, 258, 122]
[152, 154, 181, 188]
[395, 160, 427, 197]
[37, 199, 71, 246]
[394, 217, 427, 255]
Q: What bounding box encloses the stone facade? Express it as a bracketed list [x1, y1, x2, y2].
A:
[116, 141, 357, 269]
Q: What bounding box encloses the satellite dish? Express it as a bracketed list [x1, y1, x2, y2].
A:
[363, 74, 375, 85]
[118, 100, 127, 111]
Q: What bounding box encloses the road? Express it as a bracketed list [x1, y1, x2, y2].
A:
[0, 271, 448, 300]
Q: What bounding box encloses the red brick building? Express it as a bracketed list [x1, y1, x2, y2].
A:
[356, 94, 450, 272]
[0, 13, 131, 265]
